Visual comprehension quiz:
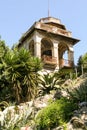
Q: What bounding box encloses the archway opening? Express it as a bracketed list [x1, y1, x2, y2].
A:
[63, 50, 68, 60]
[58, 42, 69, 68]
[41, 38, 53, 57]
[41, 38, 57, 66]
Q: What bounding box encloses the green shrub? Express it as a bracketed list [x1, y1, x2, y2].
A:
[35, 98, 77, 130]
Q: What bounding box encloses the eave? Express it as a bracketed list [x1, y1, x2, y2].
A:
[18, 22, 80, 46]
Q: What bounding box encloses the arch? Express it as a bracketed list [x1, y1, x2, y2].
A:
[58, 42, 69, 59]
[41, 38, 53, 57]
[58, 42, 70, 68]
[29, 40, 34, 56]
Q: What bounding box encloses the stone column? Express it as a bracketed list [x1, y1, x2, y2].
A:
[53, 41, 59, 70]
[68, 51, 74, 61]
[34, 33, 42, 58]
[68, 46, 74, 61]
[68, 47, 74, 67]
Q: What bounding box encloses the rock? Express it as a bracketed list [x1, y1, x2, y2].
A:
[21, 126, 32, 130]
[52, 126, 64, 130]
[34, 94, 53, 110]
[70, 117, 85, 128]
[78, 102, 87, 108]
[0, 111, 4, 126]
[54, 89, 62, 99]
[67, 116, 87, 130]
[0, 94, 54, 129]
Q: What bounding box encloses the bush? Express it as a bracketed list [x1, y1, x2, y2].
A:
[35, 98, 77, 130]
[67, 81, 87, 103]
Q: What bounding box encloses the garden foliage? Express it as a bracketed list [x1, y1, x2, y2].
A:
[35, 98, 77, 130]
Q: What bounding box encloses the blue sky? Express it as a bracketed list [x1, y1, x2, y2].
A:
[0, 0, 87, 64]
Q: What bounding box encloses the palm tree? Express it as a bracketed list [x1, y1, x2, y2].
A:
[17, 48, 42, 102]
[2, 49, 22, 103]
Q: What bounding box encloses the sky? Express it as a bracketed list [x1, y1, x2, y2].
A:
[0, 0, 87, 64]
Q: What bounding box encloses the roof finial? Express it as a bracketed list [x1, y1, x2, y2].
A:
[48, 0, 50, 17]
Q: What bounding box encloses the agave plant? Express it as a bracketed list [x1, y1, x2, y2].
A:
[38, 72, 61, 95]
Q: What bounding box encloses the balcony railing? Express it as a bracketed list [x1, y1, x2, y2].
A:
[42, 55, 57, 65]
[42, 56, 73, 68]
[59, 59, 74, 68]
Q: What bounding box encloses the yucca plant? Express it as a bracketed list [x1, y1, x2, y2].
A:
[1, 47, 42, 103]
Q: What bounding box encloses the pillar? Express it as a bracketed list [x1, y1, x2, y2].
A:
[68, 50, 74, 61]
[68, 49, 74, 67]
[34, 33, 42, 58]
[53, 41, 59, 70]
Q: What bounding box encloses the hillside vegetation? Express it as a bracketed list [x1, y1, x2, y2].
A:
[0, 38, 87, 130]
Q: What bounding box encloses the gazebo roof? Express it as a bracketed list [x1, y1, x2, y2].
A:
[19, 17, 80, 46]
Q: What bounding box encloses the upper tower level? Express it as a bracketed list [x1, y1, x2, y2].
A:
[18, 17, 80, 71]
[38, 17, 72, 37]
[19, 17, 78, 45]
